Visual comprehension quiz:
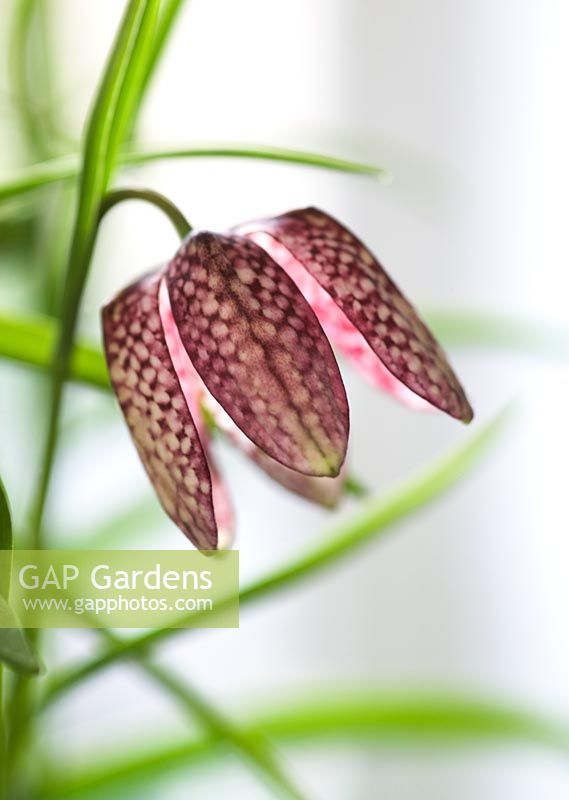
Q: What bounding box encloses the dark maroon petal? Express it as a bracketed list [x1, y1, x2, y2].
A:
[237, 208, 473, 423]
[208, 399, 345, 509]
[165, 232, 349, 476]
[102, 271, 224, 550]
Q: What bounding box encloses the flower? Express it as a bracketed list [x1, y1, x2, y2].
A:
[102, 207, 472, 549]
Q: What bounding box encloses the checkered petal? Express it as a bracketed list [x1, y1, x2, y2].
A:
[237, 208, 473, 422]
[165, 231, 349, 477]
[102, 271, 228, 549]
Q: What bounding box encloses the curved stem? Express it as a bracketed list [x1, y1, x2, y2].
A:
[99, 188, 191, 238]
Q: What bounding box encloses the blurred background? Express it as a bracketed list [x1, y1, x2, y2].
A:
[0, 0, 568, 797]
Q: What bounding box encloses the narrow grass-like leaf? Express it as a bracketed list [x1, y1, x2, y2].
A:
[136, 658, 307, 800]
[131, 0, 188, 116]
[0, 146, 386, 203]
[38, 688, 568, 798]
[9, 0, 53, 159]
[0, 486, 40, 674]
[29, 0, 160, 543]
[0, 598, 40, 676]
[426, 308, 569, 360]
[41, 406, 511, 707]
[0, 313, 109, 389]
[10, 0, 161, 769]
[0, 478, 12, 597]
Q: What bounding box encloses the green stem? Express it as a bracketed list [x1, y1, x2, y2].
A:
[40, 405, 511, 709]
[99, 188, 192, 238]
[0, 146, 386, 203]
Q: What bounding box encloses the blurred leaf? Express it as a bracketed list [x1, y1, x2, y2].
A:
[42, 405, 512, 706]
[39, 688, 568, 798]
[0, 597, 40, 675]
[0, 479, 40, 674]
[0, 145, 386, 205]
[0, 313, 109, 389]
[0, 476, 12, 595]
[134, 658, 307, 800]
[10, 0, 56, 159]
[426, 308, 569, 360]
[343, 474, 368, 497]
[29, 0, 162, 545]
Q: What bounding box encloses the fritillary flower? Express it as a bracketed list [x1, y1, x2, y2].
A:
[102, 207, 472, 549]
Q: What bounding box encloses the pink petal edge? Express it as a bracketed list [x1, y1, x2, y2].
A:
[237, 208, 473, 423]
[102, 271, 226, 550]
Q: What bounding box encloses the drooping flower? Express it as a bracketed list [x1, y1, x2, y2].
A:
[102, 207, 472, 549]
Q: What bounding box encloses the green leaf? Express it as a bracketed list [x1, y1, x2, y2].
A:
[129, 0, 189, 126]
[426, 308, 569, 360]
[0, 596, 40, 675]
[41, 405, 511, 708]
[0, 145, 386, 205]
[38, 687, 568, 798]
[134, 657, 307, 800]
[0, 478, 40, 674]
[0, 477, 12, 597]
[0, 312, 109, 389]
[28, 0, 161, 544]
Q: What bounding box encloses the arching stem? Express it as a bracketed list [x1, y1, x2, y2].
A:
[99, 188, 192, 239]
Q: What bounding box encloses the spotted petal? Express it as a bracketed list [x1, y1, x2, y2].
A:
[102, 271, 229, 550]
[165, 232, 349, 476]
[237, 208, 473, 422]
[207, 397, 346, 509]
[159, 283, 234, 549]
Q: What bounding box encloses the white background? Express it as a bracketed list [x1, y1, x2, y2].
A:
[1, 0, 568, 797]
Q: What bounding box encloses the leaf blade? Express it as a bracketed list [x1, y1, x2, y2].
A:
[38, 688, 568, 798]
[0, 145, 386, 204]
[0, 598, 40, 676]
[0, 477, 12, 596]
